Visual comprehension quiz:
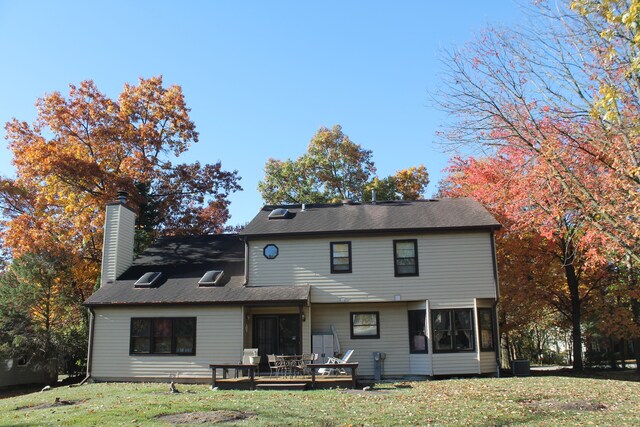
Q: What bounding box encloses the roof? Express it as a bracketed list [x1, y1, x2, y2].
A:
[240, 198, 501, 238]
[84, 234, 310, 307]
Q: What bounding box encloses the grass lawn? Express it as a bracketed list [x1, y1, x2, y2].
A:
[1, 374, 639, 426]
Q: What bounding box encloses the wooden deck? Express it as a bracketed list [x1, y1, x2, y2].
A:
[209, 363, 359, 390]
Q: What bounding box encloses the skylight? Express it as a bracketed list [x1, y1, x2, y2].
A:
[134, 272, 163, 288]
[268, 208, 290, 219]
[198, 270, 224, 287]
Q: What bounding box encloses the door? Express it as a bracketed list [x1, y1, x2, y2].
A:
[253, 314, 300, 370]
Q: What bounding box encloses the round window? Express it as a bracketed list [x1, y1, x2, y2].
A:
[263, 244, 279, 259]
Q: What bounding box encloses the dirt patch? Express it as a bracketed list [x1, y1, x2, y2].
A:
[156, 410, 257, 424]
[15, 397, 87, 411]
[522, 398, 610, 412]
[340, 389, 392, 395]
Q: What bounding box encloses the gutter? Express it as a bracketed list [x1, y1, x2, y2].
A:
[79, 307, 96, 385]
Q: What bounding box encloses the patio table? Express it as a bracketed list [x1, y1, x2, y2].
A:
[276, 355, 304, 377]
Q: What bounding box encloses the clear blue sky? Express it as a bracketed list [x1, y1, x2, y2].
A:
[0, 1, 525, 226]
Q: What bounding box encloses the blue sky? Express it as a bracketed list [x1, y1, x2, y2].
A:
[0, 1, 525, 226]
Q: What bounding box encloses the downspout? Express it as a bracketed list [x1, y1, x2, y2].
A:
[425, 300, 434, 377]
[490, 230, 501, 377]
[79, 307, 96, 385]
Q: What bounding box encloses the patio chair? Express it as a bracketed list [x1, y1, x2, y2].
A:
[297, 353, 317, 375]
[267, 354, 282, 376]
[319, 349, 354, 375]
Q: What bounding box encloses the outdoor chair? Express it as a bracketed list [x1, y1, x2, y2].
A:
[319, 349, 354, 375]
[267, 354, 282, 376]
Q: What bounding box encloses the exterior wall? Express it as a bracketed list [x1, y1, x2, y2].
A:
[101, 204, 135, 285]
[247, 232, 497, 303]
[91, 306, 242, 381]
[0, 360, 53, 388]
[310, 303, 414, 377]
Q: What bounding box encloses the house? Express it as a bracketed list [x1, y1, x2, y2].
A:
[84, 197, 501, 382]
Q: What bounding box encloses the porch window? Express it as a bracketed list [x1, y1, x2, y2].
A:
[408, 310, 427, 353]
[350, 312, 380, 339]
[478, 308, 495, 351]
[130, 318, 196, 355]
[393, 240, 418, 276]
[432, 309, 474, 352]
[330, 242, 352, 273]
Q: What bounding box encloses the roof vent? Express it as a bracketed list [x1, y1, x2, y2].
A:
[134, 272, 163, 288]
[198, 270, 225, 287]
[268, 208, 290, 219]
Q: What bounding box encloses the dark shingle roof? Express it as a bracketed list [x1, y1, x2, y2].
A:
[84, 234, 309, 306]
[240, 198, 501, 237]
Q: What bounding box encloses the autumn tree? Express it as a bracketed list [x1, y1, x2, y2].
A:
[259, 125, 429, 204]
[0, 77, 242, 372]
[1, 77, 241, 297]
[441, 148, 612, 371]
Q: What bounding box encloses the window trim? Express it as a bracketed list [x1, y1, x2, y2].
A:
[408, 309, 428, 354]
[350, 311, 380, 339]
[478, 308, 496, 352]
[393, 239, 419, 277]
[330, 241, 352, 274]
[431, 309, 474, 353]
[129, 317, 197, 356]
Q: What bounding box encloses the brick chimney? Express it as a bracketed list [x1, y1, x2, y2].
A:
[100, 192, 136, 287]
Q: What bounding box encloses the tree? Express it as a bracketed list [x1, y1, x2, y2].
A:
[259, 125, 375, 204]
[0, 252, 75, 369]
[441, 149, 611, 371]
[1, 77, 242, 299]
[259, 125, 429, 204]
[436, 1, 639, 263]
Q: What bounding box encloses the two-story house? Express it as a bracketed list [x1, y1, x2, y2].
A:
[83, 197, 500, 382]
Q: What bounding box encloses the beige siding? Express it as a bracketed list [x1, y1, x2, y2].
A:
[101, 204, 135, 285]
[248, 232, 497, 303]
[310, 303, 411, 377]
[479, 352, 497, 374]
[432, 353, 479, 375]
[92, 306, 242, 381]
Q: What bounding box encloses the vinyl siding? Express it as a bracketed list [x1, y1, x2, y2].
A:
[91, 306, 242, 381]
[310, 303, 411, 377]
[479, 352, 498, 373]
[248, 232, 497, 303]
[101, 204, 135, 285]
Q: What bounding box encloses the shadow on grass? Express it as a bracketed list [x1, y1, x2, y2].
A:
[528, 367, 640, 383]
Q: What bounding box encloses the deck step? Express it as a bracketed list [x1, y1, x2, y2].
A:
[256, 382, 307, 391]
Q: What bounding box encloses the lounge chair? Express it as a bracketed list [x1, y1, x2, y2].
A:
[319, 349, 354, 375]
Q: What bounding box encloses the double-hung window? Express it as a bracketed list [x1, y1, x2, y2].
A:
[393, 240, 418, 276]
[330, 242, 352, 273]
[432, 309, 474, 352]
[350, 312, 380, 339]
[130, 317, 196, 355]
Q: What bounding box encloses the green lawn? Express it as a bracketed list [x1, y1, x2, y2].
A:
[1, 375, 639, 426]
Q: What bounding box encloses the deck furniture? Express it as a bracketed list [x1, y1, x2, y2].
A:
[267, 354, 283, 376]
[309, 362, 358, 389]
[318, 349, 354, 375]
[209, 363, 258, 390]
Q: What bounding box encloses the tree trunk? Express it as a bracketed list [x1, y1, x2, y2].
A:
[565, 262, 584, 371]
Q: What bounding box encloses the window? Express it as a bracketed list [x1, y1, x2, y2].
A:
[432, 309, 474, 352]
[330, 242, 352, 273]
[394, 240, 418, 276]
[478, 308, 495, 351]
[130, 318, 196, 355]
[263, 244, 279, 259]
[408, 310, 427, 353]
[350, 312, 380, 339]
